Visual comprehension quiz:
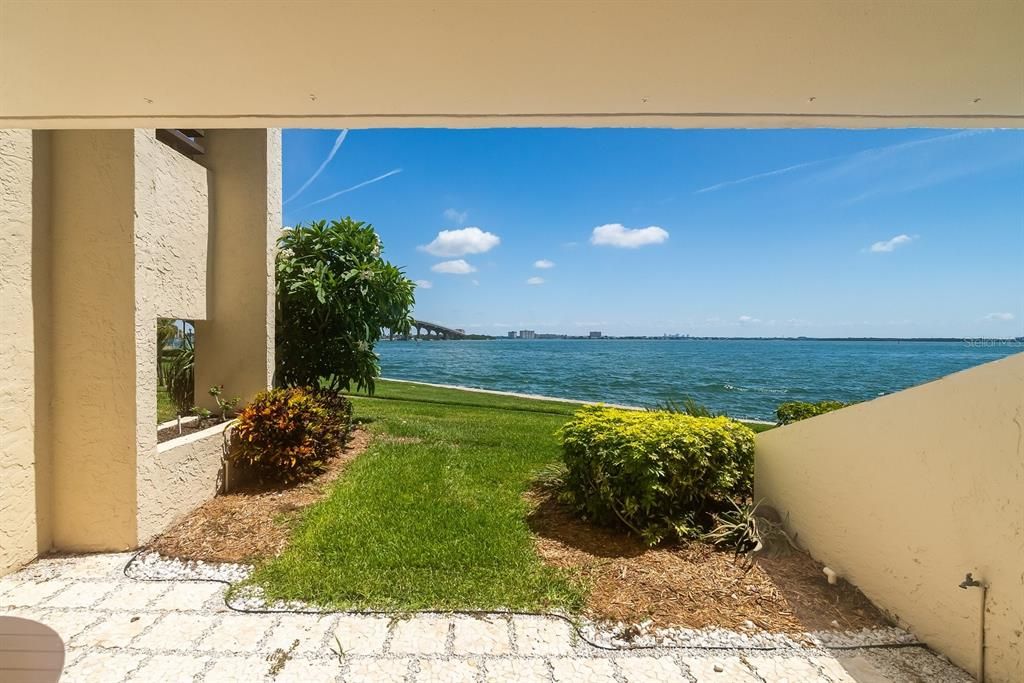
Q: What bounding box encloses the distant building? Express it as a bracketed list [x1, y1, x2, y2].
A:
[589, 331, 602, 338]
[519, 329, 536, 340]
[507, 331, 516, 338]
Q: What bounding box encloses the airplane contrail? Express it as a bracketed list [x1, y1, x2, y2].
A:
[284, 129, 348, 204]
[301, 169, 403, 208]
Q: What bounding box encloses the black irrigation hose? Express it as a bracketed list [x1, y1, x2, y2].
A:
[121, 550, 929, 654]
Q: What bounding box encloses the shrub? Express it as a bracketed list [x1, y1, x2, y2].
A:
[163, 334, 194, 416]
[231, 387, 352, 484]
[775, 400, 846, 425]
[558, 406, 755, 545]
[276, 218, 416, 393]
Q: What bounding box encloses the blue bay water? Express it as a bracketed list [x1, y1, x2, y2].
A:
[376, 339, 1022, 421]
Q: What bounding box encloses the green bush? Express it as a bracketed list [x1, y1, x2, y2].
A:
[775, 400, 846, 425]
[276, 218, 415, 394]
[231, 387, 352, 485]
[558, 406, 755, 545]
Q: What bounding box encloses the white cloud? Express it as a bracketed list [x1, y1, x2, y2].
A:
[526, 276, 545, 286]
[414, 279, 433, 289]
[984, 312, 1015, 321]
[443, 208, 468, 225]
[590, 223, 669, 248]
[471, 279, 480, 286]
[419, 227, 500, 257]
[534, 259, 555, 269]
[738, 315, 761, 324]
[431, 259, 477, 275]
[868, 234, 915, 253]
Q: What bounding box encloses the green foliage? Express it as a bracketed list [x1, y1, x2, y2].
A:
[652, 397, 720, 417]
[275, 218, 416, 394]
[231, 387, 352, 485]
[775, 400, 847, 425]
[558, 406, 755, 546]
[533, 462, 569, 492]
[163, 333, 194, 416]
[705, 499, 796, 563]
[156, 319, 177, 386]
[208, 385, 241, 421]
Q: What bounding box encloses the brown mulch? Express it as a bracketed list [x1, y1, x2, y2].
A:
[527, 490, 888, 632]
[148, 428, 371, 563]
[157, 418, 223, 443]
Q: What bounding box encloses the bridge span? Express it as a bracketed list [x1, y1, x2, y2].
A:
[388, 320, 467, 340]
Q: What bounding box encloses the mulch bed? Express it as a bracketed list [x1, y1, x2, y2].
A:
[148, 428, 370, 563]
[156, 419, 223, 444]
[527, 490, 888, 632]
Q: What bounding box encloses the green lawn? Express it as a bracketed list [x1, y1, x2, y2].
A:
[246, 379, 770, 611]
[157, 386, 177, 424]
[248, 380, 586, 611]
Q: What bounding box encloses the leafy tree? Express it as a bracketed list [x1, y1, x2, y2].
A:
[275, 218, 415, 393]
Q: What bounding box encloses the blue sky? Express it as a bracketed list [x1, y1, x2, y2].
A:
[282, 128, 1024, 338]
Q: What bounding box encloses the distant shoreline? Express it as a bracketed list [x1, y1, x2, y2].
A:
[388, 336, 1023, 343]
[379, 377, 777, 426]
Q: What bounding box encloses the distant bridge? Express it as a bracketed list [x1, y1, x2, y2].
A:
[387, 320, 467, 340]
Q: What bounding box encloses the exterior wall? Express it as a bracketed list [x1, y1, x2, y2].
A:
[0, 129, 36, 574]
[132, 129, 210, 531]
[133, 130, 208, 320]
[0, 127, 278, 574]
[2, 1, 1022, 129]
[49, 130, 138, 551]
[755, 352, 1024, 683]
[137, 423, 228, 543]
[194, 129, 280, 408]
[32, 131, 53, 556]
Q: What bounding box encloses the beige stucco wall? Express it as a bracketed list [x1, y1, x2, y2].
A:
[137, 423, 228, 543]
[755, 352, 1024, 683]
[0, 129, 37, 574]
[31, 131, 53, 557]
[0, 127, 278, 573]
[194, 129, 280, 408]
[133, 130, 208, 320]
[1, 1, 1021, 129]
[132, 129, 210, 525]
[48, 130, 139, 551]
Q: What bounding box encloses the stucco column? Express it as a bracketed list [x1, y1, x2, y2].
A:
[49, 130, 138, 551]
[194, 130, 280, 407]
[0, 129, 38, 573]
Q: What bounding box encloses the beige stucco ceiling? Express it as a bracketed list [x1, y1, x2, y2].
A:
[1, 0, 1022, 129]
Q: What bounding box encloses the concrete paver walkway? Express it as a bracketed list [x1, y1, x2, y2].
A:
[0, 553, 971, 682]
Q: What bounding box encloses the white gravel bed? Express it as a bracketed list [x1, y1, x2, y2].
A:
[126, 550, 252, 584]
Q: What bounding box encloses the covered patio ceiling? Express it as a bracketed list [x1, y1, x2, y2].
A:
[1, 0, 1022, 130]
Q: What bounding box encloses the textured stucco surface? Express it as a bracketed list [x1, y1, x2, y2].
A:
[756, 352, 1024, 683]
[0, 128, 278, 576]
[137, 424, 228, 543]
[194, 129, 279, 408]
[31, 131, 53, 557]
[133, 129, 208, 321]
[0, 129, 37, 574]
[132, 129, 210, 538]
[49, 130, 138, 552]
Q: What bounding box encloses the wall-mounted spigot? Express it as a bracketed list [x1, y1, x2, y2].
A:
[958, 572, 987, 682]
[959, 572, 982, 589]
